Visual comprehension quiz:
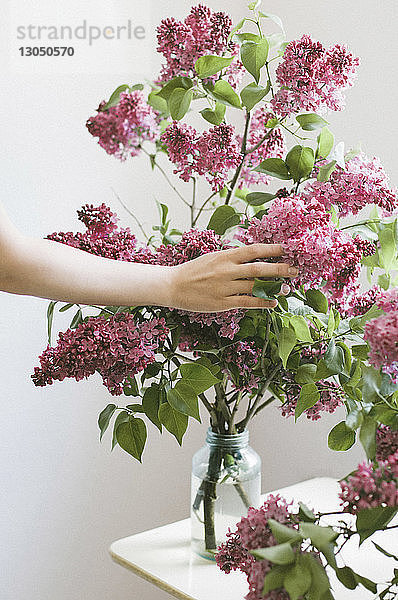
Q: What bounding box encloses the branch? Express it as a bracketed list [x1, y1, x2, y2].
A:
[225, 111, 251, 205]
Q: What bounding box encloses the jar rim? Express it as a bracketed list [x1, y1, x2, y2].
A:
[206, 427, 249, 448]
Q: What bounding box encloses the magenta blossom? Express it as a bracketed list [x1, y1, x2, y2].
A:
[280, 380, 345, 421]
[303, 153, 398, 217]
[364, 311, 398, 382]
[32, 314, 169, 396]
[339, 452, 398, 512]
[376, 425, 398, 462]
[271, 35, 359, 117]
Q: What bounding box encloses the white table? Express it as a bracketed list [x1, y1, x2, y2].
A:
[109, 477, 397, 600]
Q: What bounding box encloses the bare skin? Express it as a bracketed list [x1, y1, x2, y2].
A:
[0, 202, 298, 311]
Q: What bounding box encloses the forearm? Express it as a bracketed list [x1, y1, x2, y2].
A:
[1, 235, 175, 307]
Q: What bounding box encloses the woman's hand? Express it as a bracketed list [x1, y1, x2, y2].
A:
[169, 243, 298, 312]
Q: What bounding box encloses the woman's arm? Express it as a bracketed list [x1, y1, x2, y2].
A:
[0, 203, 297, 311]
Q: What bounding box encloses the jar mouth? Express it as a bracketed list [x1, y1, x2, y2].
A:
[206, 427, 249, 449]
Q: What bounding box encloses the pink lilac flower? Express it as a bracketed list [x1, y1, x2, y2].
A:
[364, 311, 398, 382]
[238, 109, 286, 188]
[216, 495, 295, 600]
[236, 195, 367, 298]
[376, 425, 398, 462]
[271, 35, 360, 117]
[377, 288, 398, 313]
[280, 380, 344, 421]
[340, 285, 382, 318]
[222, 342, 261, 392]
[86, 91, 159, 160]
[32, 314, 169, 396]
[156, 5, 244, 88]
[161, 121, 242, 191]
[339, 452, 398, 512]
[303, 153, 398, 217]
[47, 204, 139, 262]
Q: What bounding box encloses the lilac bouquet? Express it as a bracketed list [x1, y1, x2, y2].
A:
[32, 2, 398, 559]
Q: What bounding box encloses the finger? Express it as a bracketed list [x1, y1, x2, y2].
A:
[228, 280, 255, 295]
[226, 295, 278, 310]
[235, 261, 299, 279]
[228, 243, 285, 264]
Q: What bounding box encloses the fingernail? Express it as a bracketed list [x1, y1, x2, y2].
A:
[281, 283, 290, 295]
[288, 267, 299, 276]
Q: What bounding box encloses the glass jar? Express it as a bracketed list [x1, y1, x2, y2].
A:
[191, 428, 261, 560]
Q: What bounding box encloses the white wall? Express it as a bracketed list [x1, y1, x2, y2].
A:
[0, 1, 397, 599]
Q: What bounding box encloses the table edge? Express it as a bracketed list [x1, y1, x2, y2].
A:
[109, 548, 196, 600]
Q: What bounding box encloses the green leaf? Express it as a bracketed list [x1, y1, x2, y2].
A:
[245, 191, 275, 206]
[295, 383, 320, 421]
[353, 573, 377, 594]
[158, 402, 188, 445]
[59, 303, 74, 313]
[240, 82, 270, 111]
[168, 88, 193, 120]
[296, 113, 328, 131]
[328, 421, 356, 451]
[278, 327, 297, 367]
[100, 84, 129, 111]
[116, 416, 147, 462]
[207, 205, 240, 235]
[290, 315, 313, 342]
[352, 344, 369, 361]
[327, 310, 335, 336]
[359, 415, 377, 460]
[372, 542, 398, 562]
[233, 32, 261, 44]
[356, 506, 398, 544]
[345, 408, 364, 431]
[268, 519, 303, 545]
[47, 301, 57, 345]
[258, 12, 285, 33]
[299, 523, 338, 568]
[179, 362, 220, 394]
[207, 80, 242, 108]
[305, 553, 331, 599]
[295, 365, 317, 385]
[361, 364, 383, 403]
[317, 160, 337, 182]
[284, 558, 312, 600]
[252, 278, 283, 300]
[167, 381, 200, 421]
[195, 54, 234, 78]
[379, 226, 397, 272]
[335, 567, 357, 590]
[200, 102, 226, 125]
[70, 307, 83, 329]
[156, 76, 193, 100]
[285, 145, 315, 182]
[263, 565, 289, 594]
[305, 289, 328, 313]
[142, 386, 162, 432]
[251, 542, 295, 565]
[98, 404, 116, 441]
[298, 503, 316, 522]
[254, 157, 291, 180]
[240, 38, 269, 83]
[323, 339, 345, 375]
[147, 91, 169, 115]
[123, 375, 140, 396]
[317, 127, 334, 158]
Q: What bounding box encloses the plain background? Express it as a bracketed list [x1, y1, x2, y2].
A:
[1, 1, 397, 599]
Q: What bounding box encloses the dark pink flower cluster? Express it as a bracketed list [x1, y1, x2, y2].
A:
[156, 4, 243, 88]
[236, 195, 367, 298]
[47, 203, 138, 261]
[303, 153, 398, 217]
[271, 35, 360, 117]
[339, 285, 382, 318]
[377, 287, 398, 313]
[339, 452, 398, 512]
[364, 310, 398, 382]
[238, 109, 286, 188]
[280, 380, 344, 421]
[216, 495, 295, 600]
[86, 90, 159, 160]
[161, 121, 242, 191]
[222, 341, 261, 392]
[32, 314, 169, 395]
[376, 425, 398, 462]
